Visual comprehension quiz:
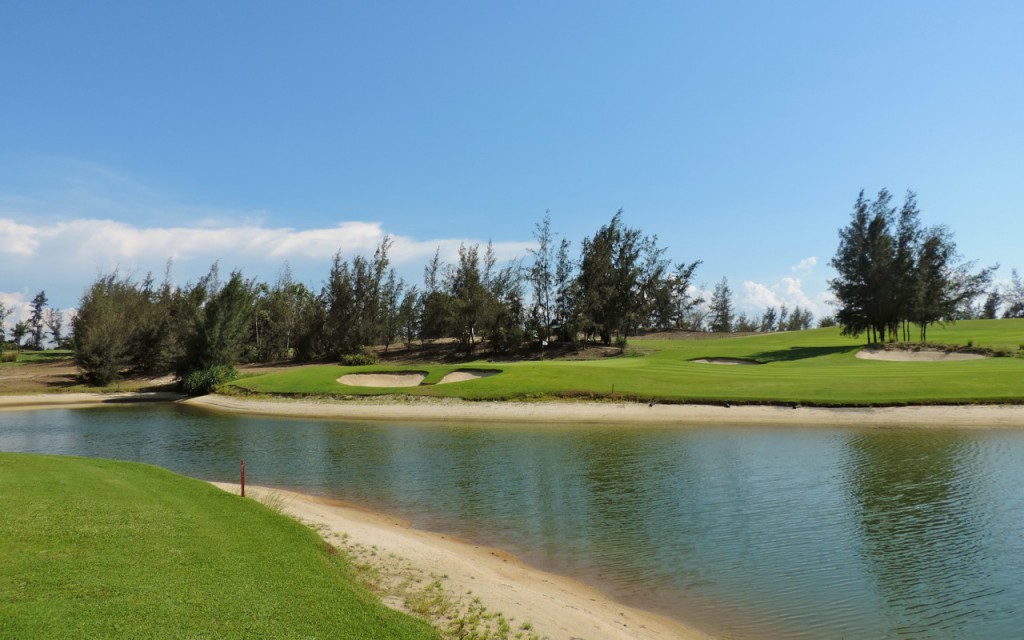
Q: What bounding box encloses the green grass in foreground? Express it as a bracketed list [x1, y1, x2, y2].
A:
[228, 319, 1024, 406]
[0, 453, 435, 640]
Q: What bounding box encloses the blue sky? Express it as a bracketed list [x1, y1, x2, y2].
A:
[2, 1, 1022, 327]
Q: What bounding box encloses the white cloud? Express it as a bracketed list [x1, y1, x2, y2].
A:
[740, 277, 821, 316]
[0, 216, 532, 311]
[792, 256, 817, 274]
[0, 217, 530, 267]
[0, 291, 32, 327]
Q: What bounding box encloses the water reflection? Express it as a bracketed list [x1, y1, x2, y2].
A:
[845, 429, 1020, 638]
[3, 406, 1024, 639]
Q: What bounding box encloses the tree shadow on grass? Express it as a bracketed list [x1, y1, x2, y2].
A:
[748, 345, 862, 363]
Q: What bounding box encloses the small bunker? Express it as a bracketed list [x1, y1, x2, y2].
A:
[337, 372, 427, 387]
[437, 369, 502, 385]
[690, 358, 762, 365]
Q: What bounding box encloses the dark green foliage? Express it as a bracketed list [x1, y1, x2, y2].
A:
[12, 322, 28, 352]
[73, 274, 148, 385]
[575, 210, 672, 345]
[339, 348, 378, 366]
[829, 189, 993, 343]
[322, 237, 403, 358]
[181, 269, 257, 374]
[28, 290, 47, 349]
[181, 364, 237, 396]
[708, 277, 734, 333]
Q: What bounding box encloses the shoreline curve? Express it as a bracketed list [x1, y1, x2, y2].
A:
[186, 394, 1024, 428]
[210, 481, 710, 640]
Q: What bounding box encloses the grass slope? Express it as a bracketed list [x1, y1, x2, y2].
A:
[228, 319, 1024, 406]
[0, 453, 435, 640]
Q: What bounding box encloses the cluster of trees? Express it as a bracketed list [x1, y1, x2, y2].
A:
[978, 269, 1024, 320]
[0, 292, 66, 354]
[829, 189, 994, 342]
[703, 277, 815, 334]
[66, 210, 822, 386]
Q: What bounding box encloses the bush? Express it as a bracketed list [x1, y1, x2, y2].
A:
[339, 348, 378, 366]
[182, 365, 237, 396]
[0, 351, 16, 363]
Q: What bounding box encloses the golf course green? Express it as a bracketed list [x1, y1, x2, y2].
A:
[0, 453, 435, 640]
[227, 319, 1024, 406]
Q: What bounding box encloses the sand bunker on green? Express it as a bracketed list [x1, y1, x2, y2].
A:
[855, 349, 986, 362]
[438, 369, 501, 384]
[691, 357, 762, 365]
[338, 372, 427, 387]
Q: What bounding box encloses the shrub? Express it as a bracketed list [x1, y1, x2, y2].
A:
[0, 351, 16, 363]
[182, 365, 237, 396]
[339, 348, 378, 366]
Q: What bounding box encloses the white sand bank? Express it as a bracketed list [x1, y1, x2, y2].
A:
[338, 373, 427, 387]
[211, 482, 710, 640]
[856, 349, 986, 362]
[691, 358, 761, 365]
[187, 395, 1024, 428]
[0, 391, 184, 412]
[438, 369, 502, 384]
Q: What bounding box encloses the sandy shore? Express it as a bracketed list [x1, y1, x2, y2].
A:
[210, 482, 710, 640]
[0, 391, 184, 411]
[187, 394, 1024, 428]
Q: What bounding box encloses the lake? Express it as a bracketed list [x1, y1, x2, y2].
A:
[2, 403, 1023, 639]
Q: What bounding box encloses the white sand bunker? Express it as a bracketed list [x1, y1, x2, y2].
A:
[438, 369, 501, 384]
[856, 349, 986, 362]
[338, 372, 427, 387]
[691, 358, 762, 365]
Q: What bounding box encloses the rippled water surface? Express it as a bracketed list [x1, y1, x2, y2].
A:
[3, 404, 1024, 639]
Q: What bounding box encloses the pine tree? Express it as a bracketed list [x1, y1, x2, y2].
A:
[708, 278, 734, 333]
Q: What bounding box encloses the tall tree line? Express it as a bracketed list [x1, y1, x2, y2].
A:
[829, 189, 994, 343]
[69, 212, 711, 385]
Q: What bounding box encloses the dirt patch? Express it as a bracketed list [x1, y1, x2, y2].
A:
[856, 349, 986, 362]
[690, 358, 762, 365]
[337, 372, 427, 387]
[437, 369, 501, 385]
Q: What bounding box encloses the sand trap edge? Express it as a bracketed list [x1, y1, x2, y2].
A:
[690, 358, 762, 366]
[337, 372, 428, 388]
[855, 349, 986, 362]
[438, 369, 503, 385]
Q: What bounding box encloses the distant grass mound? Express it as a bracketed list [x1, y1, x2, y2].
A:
[0, 453, 435, 640]
[228, 319, 1024, 406]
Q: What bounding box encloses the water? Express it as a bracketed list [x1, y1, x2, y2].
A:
[2, 404, 1024, 639]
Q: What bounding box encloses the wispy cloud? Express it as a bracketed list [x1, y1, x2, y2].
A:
[791, 256, 817, 274]
[0, 217, 529, 265]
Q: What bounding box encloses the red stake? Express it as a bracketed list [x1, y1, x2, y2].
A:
[240, 459, 246, 497]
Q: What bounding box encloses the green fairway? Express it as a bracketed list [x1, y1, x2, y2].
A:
[228, 319, 1024, 406]
[0, 453, 435, 640]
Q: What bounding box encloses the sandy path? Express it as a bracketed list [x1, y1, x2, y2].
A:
[210, 482, 710, 640]
[187, 395, 1024, 428]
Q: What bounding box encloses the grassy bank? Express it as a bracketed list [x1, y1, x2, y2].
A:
[0, 453, 435, 639]
[227, 319, 1024, 406]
